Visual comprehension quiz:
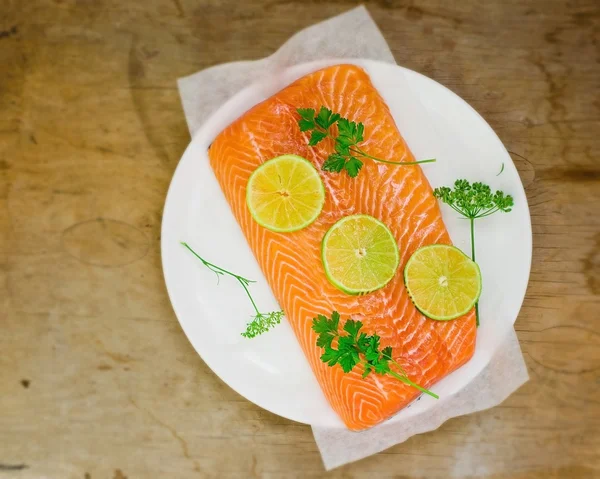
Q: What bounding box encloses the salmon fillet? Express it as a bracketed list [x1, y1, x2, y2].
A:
[208, 64, 476, 430]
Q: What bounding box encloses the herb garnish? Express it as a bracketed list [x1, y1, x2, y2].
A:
[433, 180, 514, 326]
[297, 107, 436, 178]
[312, 311, 439, 399]
[181, 242, 283, 338]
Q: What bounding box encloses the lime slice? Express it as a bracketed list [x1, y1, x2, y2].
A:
[404, 244, 482, 321]
[246, 154, 325, 233]
[322, 214, 399, 295]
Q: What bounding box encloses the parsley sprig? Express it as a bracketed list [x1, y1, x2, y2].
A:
[433, 180, 514, 326]
[181, 242, 283, 338]
[312, 311, 439, 399]
[297, 107, 436, 178]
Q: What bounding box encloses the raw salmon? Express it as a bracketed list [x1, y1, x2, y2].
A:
[208, 64, 476, 430]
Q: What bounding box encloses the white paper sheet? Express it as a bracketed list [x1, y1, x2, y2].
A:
[177, 5, 529, 470]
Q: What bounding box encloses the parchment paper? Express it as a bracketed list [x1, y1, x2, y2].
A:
[177, 5, 529, 470]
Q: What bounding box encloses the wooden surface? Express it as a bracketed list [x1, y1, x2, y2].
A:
[1, 0, 599, 477]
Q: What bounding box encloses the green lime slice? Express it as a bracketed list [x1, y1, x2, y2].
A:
[246, 154, 325, 233]
[321, 214, 400, 295]
[404, 244, 482, 321]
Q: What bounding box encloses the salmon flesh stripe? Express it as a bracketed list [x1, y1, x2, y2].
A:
[208, 64, 476, 430]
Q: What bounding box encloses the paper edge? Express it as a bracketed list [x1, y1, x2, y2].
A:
[313, 328, 529, 470]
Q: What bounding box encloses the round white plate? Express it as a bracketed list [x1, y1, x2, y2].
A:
[161, 59, 532, 429]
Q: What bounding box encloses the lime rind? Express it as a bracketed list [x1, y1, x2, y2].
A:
[246, 154, 325, 233]
[404, 244, 482, 321]
[321, 214, 400, 295]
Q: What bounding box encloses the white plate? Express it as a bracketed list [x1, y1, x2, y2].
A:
[161, 59, 532, 429]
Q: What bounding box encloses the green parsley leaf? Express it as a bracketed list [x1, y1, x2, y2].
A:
[344, 157, 363, 178]
[339, 351, 358, 373]
[316, 331, 335, 349]
[343, 319, 363, 339]
[374, 359, 390, 375]
[322, 154, 346, 173]
[312, 313, 337, 334]
[314, 106, 340, 129]
[299, 119, 315, 132]
[336, 117, 353, 138]
[309, 130, 328, 146]
[364, 336, 380, 363]
[334, 135, 354, 156]
[356, 122, 364, 143]
[381, 346, 393, 359]
[297, 108, 316, 132]
[315, 106, 331, 129]
[297, 108, 315, 120]
[356, 332, 369, 351]
[337, 335, 356, 352]
[321, 348, 340, 366]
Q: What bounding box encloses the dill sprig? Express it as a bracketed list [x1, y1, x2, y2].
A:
[433, 180, 514, 326]
[181, 242, 283, 338]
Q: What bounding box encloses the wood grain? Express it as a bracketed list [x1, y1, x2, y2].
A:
[1, 0, 599, 477]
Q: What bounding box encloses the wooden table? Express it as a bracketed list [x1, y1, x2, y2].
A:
[1, 1, 599, 477]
